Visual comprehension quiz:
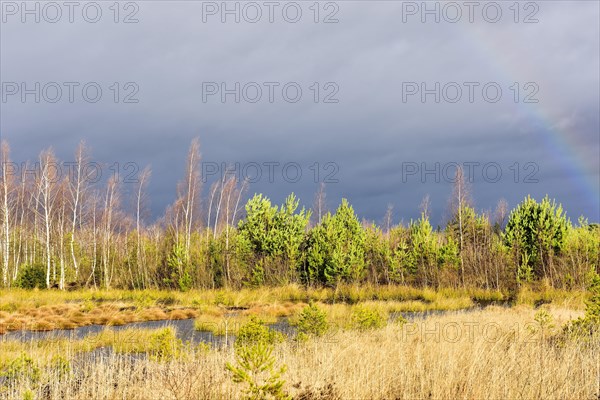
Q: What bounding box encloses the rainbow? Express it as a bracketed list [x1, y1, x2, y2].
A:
[462, 21, 600, 220]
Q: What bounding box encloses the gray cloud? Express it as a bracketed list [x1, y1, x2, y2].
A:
[1, 0, 598, 223]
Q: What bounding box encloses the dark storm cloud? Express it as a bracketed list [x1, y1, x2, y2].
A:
[1, 0, 598, 223]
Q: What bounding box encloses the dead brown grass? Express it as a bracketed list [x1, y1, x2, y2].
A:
[168, 309, 198, 320]
[0, 303, 200, 332]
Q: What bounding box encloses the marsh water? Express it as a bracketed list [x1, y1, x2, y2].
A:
[0, 317, 297, 345]
[0, 308, 478, 345]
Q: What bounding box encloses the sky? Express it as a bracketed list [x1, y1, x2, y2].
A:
[1, 0, 599, 225]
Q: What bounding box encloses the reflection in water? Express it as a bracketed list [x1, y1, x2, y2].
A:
[0, 317, 297, 347]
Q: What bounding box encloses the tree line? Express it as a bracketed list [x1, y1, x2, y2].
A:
[0, 139, 598, 291]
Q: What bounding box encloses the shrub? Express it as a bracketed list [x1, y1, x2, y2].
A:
[226, 341, 290, 400]
[227, 317, 290, 400]
[563, 271, 600, 339]
[394, 315, 408, 326]
[504, 196, 570, 282]
[1, 353, 41, 384]
[15, 264, 46, 289]
[163, 243, 193, 291]
[583, 269, 600, 320]
[529, 309, 555, 337]
[407, 213, 439, 286]
[238, 194, 310, 285]
[235, 317, 283, 349]
[561, 219, 600, 288]
[148, 327, 183, 361]
[305, 199, 366, 286]
[297, 303, 329, 337]
[178, 271, 193, 292]
[50, 354, 71, 380]
[351, 306, 385, 330]
[534, 309, 554, 329]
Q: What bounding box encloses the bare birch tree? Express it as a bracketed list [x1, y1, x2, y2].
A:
[212, 171, 227, 239]
[12, 164, 31, 281]
[223, 176, 248, 286]
[449, 166, 472, 287]
[135, 166, 151, 287]
[384, 204, 393, 237]
[0, 141, 15, 286]
[206, 181, 219, 241]
[102, 176, 120, 288]
[36, 149, 59, 288]
[57, 180, 68, 289]
[177, 138, 201, 259]
[86, 190, 101, 288]
[494, 198, 509, 231]
[312, 182, 327, 226]
[66, 141, 91, 281]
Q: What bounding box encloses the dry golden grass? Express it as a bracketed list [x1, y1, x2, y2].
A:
[0, 305, 597, 399]
[195, 301, 305, 335]
[0, 285, 589, 339]
[244, 301, 305, 318]
[167, 309, 198, 320]
[195, 312, 281, 336]
[0, 299, 200, 333]
[280, 307, 597, 399]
